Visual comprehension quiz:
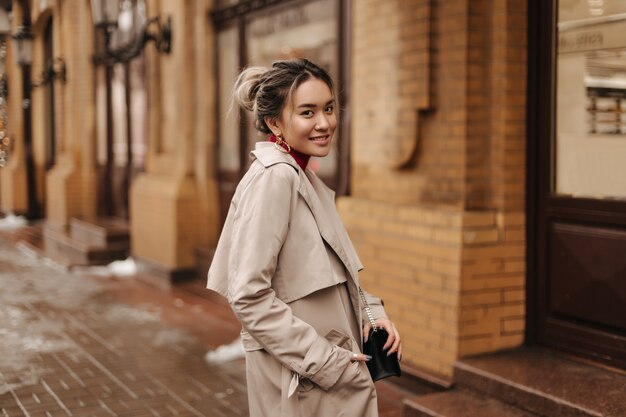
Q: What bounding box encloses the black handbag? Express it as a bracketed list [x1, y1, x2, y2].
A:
[359, 288, 401, 381]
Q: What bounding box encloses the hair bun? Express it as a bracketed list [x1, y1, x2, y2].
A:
[232, 66, 268, 112]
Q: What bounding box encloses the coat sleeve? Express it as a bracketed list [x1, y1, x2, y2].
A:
[227, 164, 352, 391]
[361, 288, 388, 323]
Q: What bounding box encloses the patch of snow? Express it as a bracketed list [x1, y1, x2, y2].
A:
[108, 257, 138, 276]
[103, 305, 160, 324]
[149, 329, 194, 347]
[204, 337, 245, 364]
[73, 257, 138, 278]
[0, 213, 27, 230]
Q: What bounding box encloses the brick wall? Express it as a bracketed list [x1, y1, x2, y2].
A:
[338, 198, 462, 376]
[345, 0, 527, 378]
[458, 0, 527, 357]
[44, 0, 98, 227]
[130, 0, 220, 273]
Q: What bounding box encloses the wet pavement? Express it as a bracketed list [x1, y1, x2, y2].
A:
[0, 235, 248, 417]
[0, 233, 412, 416]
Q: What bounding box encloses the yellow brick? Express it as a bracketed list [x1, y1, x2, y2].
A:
[365, 257, 414, 280]
[430, 258, 460, 276]
[503, 258, 525, 273]
[443, 275, 461, 292]
[459, 318, 499, 337]
[458, 333, 523, 356]
[432, 228, 462, 244]
[504, 227, 525, 242]
[439, 333, 458, 353]
[501, 317, 525, 334]
[460, 290, 501, 307]
[396, 206, 429, 223]
[502, 288, 525, 303]
[462, 211, 496, 227]
[441, 306, 459, 322]
[426, 210, 460, 226]
[380, 289, 419, 310]
[375, 220, 406, 236]
[463, 258, 506, 275]
[458, 337, 488, 357]
[463, 228, 500, 244]
[403, 326, 435, 347]
[429, 315, 458, 335]
[459, 306, 489, 322]
[405, 224, 434, 240]
[496, 211, 525, 227]
[364, 232, 462, 262]
[376, 247, 429, 270]
[494, 333, 525, 350]
[418, 286, 458, 307]
[354, 242, 378, 261]
[402, 309, 429, 327]
[462, 242, 525, 261]
[413, 298, 447, 317]
[483, 303, 526, 318]
[461, 274, 525, 291]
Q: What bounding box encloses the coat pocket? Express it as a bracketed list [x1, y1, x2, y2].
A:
[323, 328, 351, 350]
[240, 330, 263, 352]
[296, 328, 352, 394]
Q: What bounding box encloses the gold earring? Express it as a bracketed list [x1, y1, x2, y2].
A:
[274, 133, 291, 153]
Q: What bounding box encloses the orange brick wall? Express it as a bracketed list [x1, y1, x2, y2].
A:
[44, 0, 99, 227]
[458, 0, 527, 357]
[338, 198, 463, 376]
[344, 0, 527, 378]
[130, 0, 220, 272]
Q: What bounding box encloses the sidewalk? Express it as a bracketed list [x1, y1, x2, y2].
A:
[0, 230, 415, 416]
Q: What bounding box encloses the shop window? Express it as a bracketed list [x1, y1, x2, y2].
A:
[556, 0, 626, 199]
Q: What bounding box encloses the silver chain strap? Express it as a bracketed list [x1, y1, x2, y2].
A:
[359, 287, 377, 330]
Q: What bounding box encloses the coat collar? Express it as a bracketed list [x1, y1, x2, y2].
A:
[251, 141, 300, 172]
[251, 141, 363, 283]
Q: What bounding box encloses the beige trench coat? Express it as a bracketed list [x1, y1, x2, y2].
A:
[207, 142, 387, 417]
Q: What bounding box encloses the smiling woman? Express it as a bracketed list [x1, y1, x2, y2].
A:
[207, 58, 402, 417]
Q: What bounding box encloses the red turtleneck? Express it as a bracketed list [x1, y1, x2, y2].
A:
[268, 134, 310, 171]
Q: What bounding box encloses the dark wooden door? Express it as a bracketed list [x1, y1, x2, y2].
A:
[529, 0, 626, 369]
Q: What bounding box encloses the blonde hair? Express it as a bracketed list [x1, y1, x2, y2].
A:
[232, 58, 335, 134]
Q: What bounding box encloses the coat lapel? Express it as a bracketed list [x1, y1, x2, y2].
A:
[297, 170, 362, 284]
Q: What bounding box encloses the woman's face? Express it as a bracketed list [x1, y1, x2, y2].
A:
[273, 78, 337, 158]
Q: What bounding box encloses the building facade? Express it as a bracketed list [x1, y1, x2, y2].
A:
[0, 0, 624, 382]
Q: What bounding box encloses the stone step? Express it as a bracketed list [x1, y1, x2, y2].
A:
[404, 389, 539, 417]
[43, 226, 128, 266]
[454, 347, 626, 417]
[194, 245, 215, 280]
[69, 217, 129, 248]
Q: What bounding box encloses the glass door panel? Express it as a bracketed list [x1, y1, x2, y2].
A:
[556, 0, 626, 200]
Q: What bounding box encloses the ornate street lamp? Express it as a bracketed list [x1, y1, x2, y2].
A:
[11, 25, 33, 66]
[90, 0, 120, 28]
[90, 0, 171, 65]
[90, 0, 171, 216]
